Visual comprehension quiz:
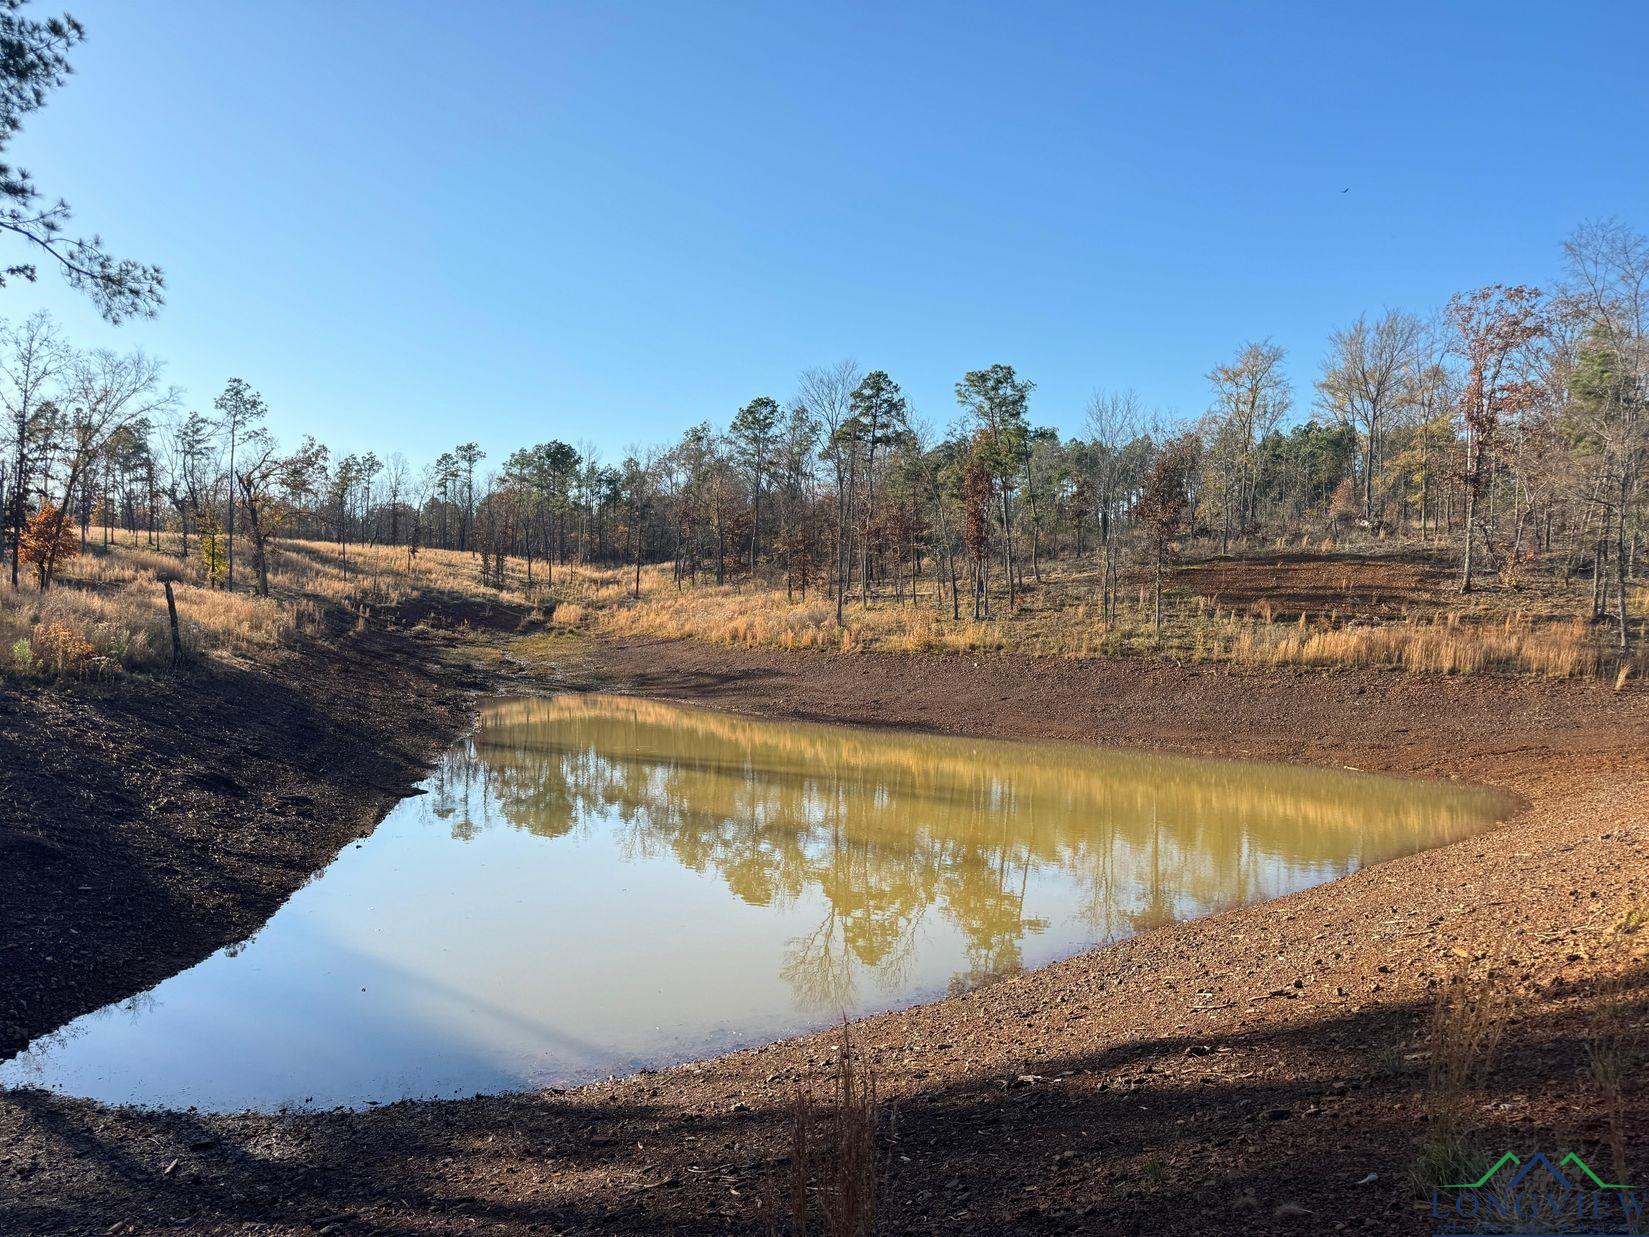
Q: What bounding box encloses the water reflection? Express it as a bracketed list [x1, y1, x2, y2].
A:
[437, 696, 1506, 1011]
[0, 693, 1512, 1111]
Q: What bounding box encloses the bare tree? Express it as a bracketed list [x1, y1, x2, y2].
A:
[160, 410, 217, 563]
[1207, 341, 1290, 537]
[212, 378, 266, 590]
[236, 432, 327, 596]
[35, 347, 173, 586]
[1084, 388, 1141, 621]
[796, 359, 861, 624]
[384, 451, 409, 546]
[1135, 432, 1200, 637]
[1447, 286, 1548, 594]
[1561, 220, 1648, 651]
[1317, 309, 1424, 522]
[0, 310, 65, 586]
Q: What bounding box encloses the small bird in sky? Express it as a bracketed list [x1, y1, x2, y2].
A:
[1342, 187, 1350, 193]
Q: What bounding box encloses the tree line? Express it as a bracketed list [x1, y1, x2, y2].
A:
[2, 219, 1644, 655]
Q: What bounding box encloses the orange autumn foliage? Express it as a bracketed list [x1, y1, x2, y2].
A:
[19, 502, 80, 588]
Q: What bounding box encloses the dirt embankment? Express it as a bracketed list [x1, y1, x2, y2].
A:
[0, 601, 499, 1062]
[3, 627, 1648, 1235]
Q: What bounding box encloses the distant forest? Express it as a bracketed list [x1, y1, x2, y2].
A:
[5, 220, 1643, 657]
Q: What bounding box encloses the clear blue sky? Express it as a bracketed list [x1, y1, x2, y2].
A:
[14, 1, 1649, 467]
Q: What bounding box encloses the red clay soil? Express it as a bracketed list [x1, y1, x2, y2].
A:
[4, 629, 1648, 1236]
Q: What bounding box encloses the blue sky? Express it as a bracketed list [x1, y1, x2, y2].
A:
[14, 1, 1649, 466]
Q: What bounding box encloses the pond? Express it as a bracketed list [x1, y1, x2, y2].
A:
[1, 693, 1513, 1111]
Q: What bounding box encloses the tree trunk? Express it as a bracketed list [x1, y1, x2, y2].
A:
[254, 536, 269, 597]
[226, 426, 236, 591]
[999, 484, 1015, 609]
[1617, 470, 1632, 653]
[1021, 452, 1042, 584]
[1460, 444, 1478, 594]
[1153, 548, 1164, 638]
[9, 452, 22, 589]
[1363, 427, 1375, 522]
[834, 459, 849, 626]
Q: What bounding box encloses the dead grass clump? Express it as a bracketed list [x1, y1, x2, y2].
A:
[778, 1027, 881, 1237]
[1238, 613, 1598, 677]
[1586, 980, 1639, 1189]
[1585, 914, 1649, 1186]
[1412, 956, 1516, 1188]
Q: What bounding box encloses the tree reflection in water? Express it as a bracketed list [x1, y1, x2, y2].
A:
[423, 694, 1510, 1012]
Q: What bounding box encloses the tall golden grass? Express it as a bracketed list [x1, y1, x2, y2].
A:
[4, 530, 1641, 681]
[1226, 612, 1601, 677]
[552, 564, 1638, 679]
[1, 531, 533, 676]
[588, 581, 1006, 655]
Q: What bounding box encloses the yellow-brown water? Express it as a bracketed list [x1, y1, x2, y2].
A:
[0, 693, 1513, 1110]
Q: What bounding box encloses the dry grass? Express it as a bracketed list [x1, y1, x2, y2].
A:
[1, 531, 534, 677]
[588, 578, 1006, 656]
[1413, 919, 1648, 1194]
[1584, 909, 1649, 1188]
[774, 1026, 881, 1237]
[2, 562, 291, 675]
[543, 559, 1641, 679]
[5, 531, 1642, 681]
[1412, 954, 1517, 1189]
[1225, 612, 1602, 677]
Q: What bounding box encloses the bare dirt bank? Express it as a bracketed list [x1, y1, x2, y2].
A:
[0, 604, 488, 1065]
[4, 632, 1647, 1235]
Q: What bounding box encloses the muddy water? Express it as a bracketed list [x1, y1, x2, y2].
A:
[1, 693, 1513, 1111]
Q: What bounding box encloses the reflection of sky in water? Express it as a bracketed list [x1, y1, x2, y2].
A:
[0, 694, 1512, 1111]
